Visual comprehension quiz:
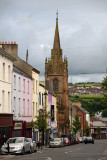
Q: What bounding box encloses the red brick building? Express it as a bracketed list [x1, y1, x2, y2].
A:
[45, 13, 69, 136]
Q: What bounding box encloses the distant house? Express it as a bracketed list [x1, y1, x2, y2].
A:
[69, 100, 90, 137]
[90, 117, 107, 139]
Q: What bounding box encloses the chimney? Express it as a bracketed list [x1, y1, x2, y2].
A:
[26, 49, 29, 63]
[2, 41, 18, 58]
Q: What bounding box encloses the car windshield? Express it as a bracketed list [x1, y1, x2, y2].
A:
[27, 139, 32, 142]
[7, 138, 23, 143]
[52, 138, 61, 141]
[87, 137, 92, 139]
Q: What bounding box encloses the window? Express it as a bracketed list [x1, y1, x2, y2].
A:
[36, 80, 37, 94]
[3, 63, 5, 80]
[23, 99, 25, 115]
[33, 102, 35, 117]
[2, 90, 5, 110]
[33, 79, 35, 93]
[36, 103, 37, 116]
[28, 99, 29, 115]
[19, 98, 20, 116]
[39, 92, 41, 105]
[28, 81, 29, 93]
[8, 65, 11, 82]
[42, 93, 43, 105]
[53, 78, 58, 91]
[51, 105, 54, 121]
[14, 75, 16, 89]
[23, 79, 25, 92]
[14, 97, 16, 114]
[19, 77, 21, 90]
[8, 92, 10, 110]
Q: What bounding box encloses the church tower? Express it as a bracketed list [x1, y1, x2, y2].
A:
[45, 11, 69, 136]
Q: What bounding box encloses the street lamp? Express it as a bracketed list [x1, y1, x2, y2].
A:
[70, 107, 72, 135]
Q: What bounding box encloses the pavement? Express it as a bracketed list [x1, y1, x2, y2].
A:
[0, 145, 48, 159]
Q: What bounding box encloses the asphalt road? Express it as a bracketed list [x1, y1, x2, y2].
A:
[1, 140, 107, 160]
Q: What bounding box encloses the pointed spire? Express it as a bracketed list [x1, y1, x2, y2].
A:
[53, 10, 61, 51]
[26, 49, 29, 63]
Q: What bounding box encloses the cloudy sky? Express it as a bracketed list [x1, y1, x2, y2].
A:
[0, 0, 107, 83]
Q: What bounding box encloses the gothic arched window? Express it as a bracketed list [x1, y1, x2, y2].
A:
[53, 78, 58, 91]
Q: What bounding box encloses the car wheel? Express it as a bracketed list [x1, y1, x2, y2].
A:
[29, 147, 32, 154]
[22, 148, 25, 155]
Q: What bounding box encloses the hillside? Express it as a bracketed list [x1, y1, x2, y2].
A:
[69, 95, 106, 117]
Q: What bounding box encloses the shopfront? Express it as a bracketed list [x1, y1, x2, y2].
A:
[0, 113, 13, 139]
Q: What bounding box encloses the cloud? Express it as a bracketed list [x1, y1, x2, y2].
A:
[0, 0, 107, 83]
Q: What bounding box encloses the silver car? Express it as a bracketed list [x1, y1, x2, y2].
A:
[49, 138, 64, 148]
[1, 137, 31, 155]
[27, 138, 37, 153]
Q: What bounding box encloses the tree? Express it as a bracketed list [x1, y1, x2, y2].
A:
[72, 114, 81, 136]
[102, 109, 107, 117]
[28, 109, 51, 146]
[102, 74, 107, 107]
[84, 121, 90, 136]
[97, 126, 101, 139]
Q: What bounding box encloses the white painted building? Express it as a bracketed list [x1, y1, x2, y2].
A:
[0, 48, 15, 114]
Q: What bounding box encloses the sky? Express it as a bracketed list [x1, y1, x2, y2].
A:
[0, 0, 107, 83]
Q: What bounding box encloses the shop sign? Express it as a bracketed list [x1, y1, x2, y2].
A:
[14, 122, 22, 130]
[91, 129, 94, 133]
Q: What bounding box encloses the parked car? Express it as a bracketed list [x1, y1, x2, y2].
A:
[75, 137, 80, 144]
[64, 137, 70, 146]
[27, 138, 37, 153]
[84, 137, 94, 144]
[71, 136, 77, 145]
[61, 134, 72, 145]
[78, 137, 83, 143]
[1, 137, 31, 155]
[49, 138, 64, 148]
[83, 136, 87, 142]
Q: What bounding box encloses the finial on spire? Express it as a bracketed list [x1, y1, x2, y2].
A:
[56, 9, 58, 22]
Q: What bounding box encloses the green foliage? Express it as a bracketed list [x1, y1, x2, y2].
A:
[72, 114, 81, 135]
[28, 110, 51, 132]
[97, 126, 101, 135]
[102, 109, 107, 117]
[102, 75, 107, 107]
[69, 95, 105, 117]
[102, 75, 107, 90]
[84, 121, 90, 136]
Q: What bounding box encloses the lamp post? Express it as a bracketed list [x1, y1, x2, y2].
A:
[43, 90, 47, 146]
[70, 107, 72, 135]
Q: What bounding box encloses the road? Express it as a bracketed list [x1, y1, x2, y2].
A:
[1, 140, 107, 160]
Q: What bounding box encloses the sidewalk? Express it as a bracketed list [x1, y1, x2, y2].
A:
[0, 146, 49, 159]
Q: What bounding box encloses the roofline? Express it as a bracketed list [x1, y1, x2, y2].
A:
[0, 48, 16, 61]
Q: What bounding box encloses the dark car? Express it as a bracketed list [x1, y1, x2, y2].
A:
[70, 136, 76, 145]
[84, 137, 94, 144]
[61, 134, 71, 145]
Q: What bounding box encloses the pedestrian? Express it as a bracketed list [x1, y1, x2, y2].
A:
[2, 135, 7, 145]
[0, 135, 3, 154]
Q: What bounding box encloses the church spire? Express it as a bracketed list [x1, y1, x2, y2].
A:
[53, 10, 61, 51]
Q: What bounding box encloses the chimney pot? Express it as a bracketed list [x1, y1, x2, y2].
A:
[11, 41, 13, 44]
[5, 42, 7, 44]
[0, 42, 1, 44]
[2, 42, 4, 44]
[14, 41, 16, 44]
[8, 41, 10, 44]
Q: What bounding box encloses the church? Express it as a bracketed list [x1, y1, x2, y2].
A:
[45, 12, 69, 136]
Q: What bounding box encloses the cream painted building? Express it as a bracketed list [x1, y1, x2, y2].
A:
[0, 48, 15, 139]
[32, 68, 40, 121]
[0, 48, 15, 114]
